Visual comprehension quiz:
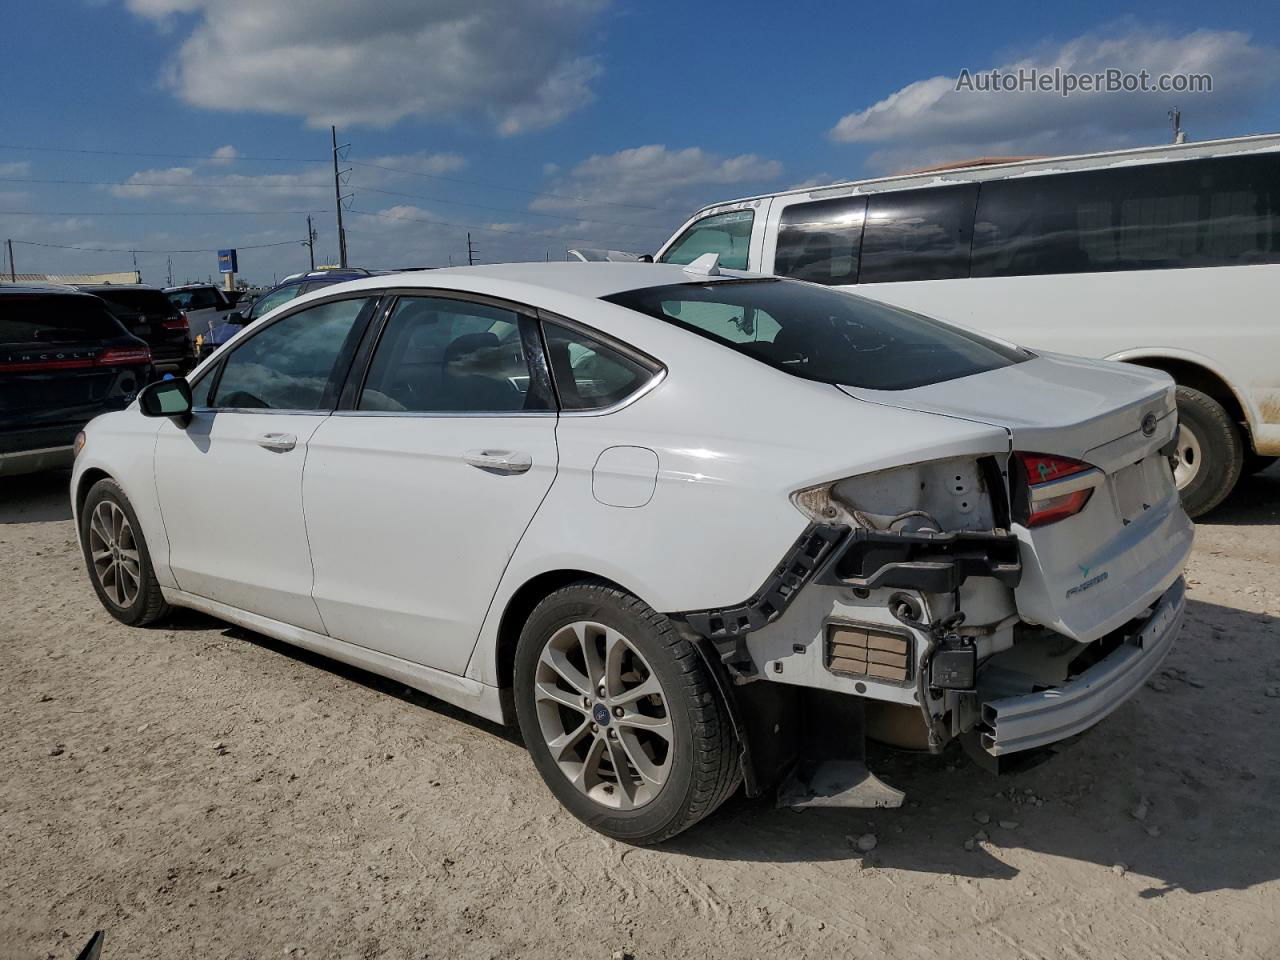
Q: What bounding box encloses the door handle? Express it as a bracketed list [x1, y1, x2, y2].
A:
[257, 432, 297, 452]
[464, 448, 533, 475]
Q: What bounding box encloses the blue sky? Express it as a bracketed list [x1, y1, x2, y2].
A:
[2, 0, 1278, 284]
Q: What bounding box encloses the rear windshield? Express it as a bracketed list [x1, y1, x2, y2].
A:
[92, 289, 179, 317]
[0, 294, 124, 344]
[602, 279, 1029, 390]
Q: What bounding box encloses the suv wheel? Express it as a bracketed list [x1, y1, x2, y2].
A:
[80, 478, 170, 626]
[1171, 386, 1243, 518]
[514, 582, 740, 844]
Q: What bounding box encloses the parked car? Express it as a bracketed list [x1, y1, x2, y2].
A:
[1, 285, 151, 477]
[75, 283, 195, 375]
[656, 133, 1280, 517]
[194, 268, 377, 360]
[73, 261, 1191, 843]
[163, 283, 239, 343]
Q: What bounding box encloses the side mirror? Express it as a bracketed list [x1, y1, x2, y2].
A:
[139, 377, 193, 425]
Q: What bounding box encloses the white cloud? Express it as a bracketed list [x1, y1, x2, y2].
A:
[830, 26, 1280, 173]
[208, 144, 239, 164]
[527, 144, 784, 255]
[124, 0, 610, 134]
[104, 151, 466, 210]
[534, 144, 782, 212]
[0, 160, 32, 177]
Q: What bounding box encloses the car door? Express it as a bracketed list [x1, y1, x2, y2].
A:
[153, 293, 381, 631]
[303, 293, 559, 674]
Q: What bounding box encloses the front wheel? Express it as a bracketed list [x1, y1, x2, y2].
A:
[1171, 386, 1243, 518]
[80, 478, 170, 626]
[514, 582, 740, 844]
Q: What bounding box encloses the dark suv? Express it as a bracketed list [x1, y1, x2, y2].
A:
[0, 286, 152, 476]
[76, 284, 195, 375]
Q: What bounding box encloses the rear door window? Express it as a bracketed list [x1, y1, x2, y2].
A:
[357, 297, 552, 413]
[859, 184, 979, 283]
[775, 196, 867, 284]
[660, 210, 754, 270]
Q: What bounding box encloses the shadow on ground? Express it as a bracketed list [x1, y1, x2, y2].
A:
[0, 470, 73, 524]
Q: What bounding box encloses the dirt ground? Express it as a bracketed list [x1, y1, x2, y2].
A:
[2, 467, 1278, 960]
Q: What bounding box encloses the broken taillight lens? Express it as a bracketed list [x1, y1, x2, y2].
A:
[1014, 452, 1098, 528]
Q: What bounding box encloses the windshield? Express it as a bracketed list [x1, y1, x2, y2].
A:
[602, 279, 1029, 391]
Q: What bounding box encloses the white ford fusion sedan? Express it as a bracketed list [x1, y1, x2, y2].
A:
[72, 257, 1192, 843]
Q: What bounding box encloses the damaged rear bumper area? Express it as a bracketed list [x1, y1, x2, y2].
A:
[976, 576, 1184, 756]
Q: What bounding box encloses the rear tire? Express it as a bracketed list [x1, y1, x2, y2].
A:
[80, 478, 170, 626]
[514, 581, 740, 844]
[1171, 386, 1243, 518]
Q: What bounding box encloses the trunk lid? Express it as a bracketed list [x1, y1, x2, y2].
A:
[839, 352, 1193, 642]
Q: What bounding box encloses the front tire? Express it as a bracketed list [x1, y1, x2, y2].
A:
[1171, 386, 1243, 518]
[514, 582, 740, 844]
[80, 478, 170, 626]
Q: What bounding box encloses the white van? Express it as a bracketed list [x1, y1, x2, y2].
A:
[656, 134, 1280, 517]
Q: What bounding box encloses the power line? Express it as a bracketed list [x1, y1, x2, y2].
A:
[0, 143, 325, 163]
[349, 207, 639, 248]
[10, 238, 304, 254]
[0, 209, 325, 217]
[348, 158, 672, 212]
[0, 176, 330, 191]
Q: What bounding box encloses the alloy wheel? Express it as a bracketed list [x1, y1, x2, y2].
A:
[533, 620, 674, 811]
[88, 500, 140, 608]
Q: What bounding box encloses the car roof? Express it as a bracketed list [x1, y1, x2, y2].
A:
[329, 261, 754, 301]
[0, 283, 95, 296]
[75, 283, 165, 292]
[163, 283, 220, 292]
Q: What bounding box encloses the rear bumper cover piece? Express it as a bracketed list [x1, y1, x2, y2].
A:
[979, 576, 1185, 755]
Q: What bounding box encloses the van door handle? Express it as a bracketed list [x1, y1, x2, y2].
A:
[257, 432, 297, 452]
[464, 449, 532, 474]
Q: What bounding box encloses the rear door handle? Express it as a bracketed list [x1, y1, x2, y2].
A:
[464, 448, 532, 475]
[257, 432, 297, 452]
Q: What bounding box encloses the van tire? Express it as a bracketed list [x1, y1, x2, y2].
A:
[1172, 386, 1242, 518]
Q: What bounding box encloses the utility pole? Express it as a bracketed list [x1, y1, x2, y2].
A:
[5, 239, 14, 282]
[166, 256, 173, 286]
[466, 233, 477, 266]
[304, 214, 317, 270]
[331, 126, 350, 267]
[1169, 107, 1186, 144]
[131, 249, 139, 283]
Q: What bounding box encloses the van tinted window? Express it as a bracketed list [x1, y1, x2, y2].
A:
[660, 209, 754, 270]
[604, 279, 1027, 391]
[971, 153, 1280, 277]
[775, 196, 867, 285]
[859, 184, 978, 283]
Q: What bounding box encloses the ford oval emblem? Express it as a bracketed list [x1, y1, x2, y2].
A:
[1141, 413, 1158, 437]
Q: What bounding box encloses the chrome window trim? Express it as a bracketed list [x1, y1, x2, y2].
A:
[331, 409, 558, 419]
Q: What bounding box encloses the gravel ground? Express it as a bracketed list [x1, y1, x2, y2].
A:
[2, 467, 1278, 960]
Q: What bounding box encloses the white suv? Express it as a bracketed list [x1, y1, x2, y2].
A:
[73, 260, 1191, 843]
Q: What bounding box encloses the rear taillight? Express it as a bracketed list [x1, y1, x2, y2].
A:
[96, 346, 153, 367]
[1014, 452, 1100, 528]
